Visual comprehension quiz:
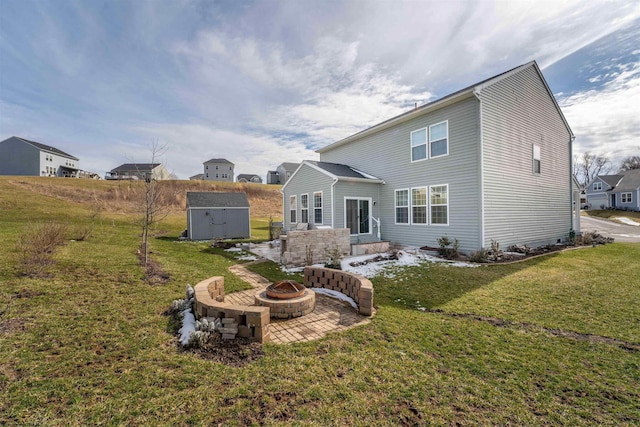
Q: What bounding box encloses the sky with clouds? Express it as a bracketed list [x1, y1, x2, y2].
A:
[1, 0, 639, 179]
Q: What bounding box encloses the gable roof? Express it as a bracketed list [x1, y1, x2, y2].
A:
[111, 163, 161, 172]
[278, 162, 300, 171]
[597, 174, 624, 188]
[317, 61, 573, 154]
[609, 169, 640, 192]
[11, 136, 79, 160]
[186, 192, 249, 208]
[204, 158, 234, 165]
[282, 160, 384, 191]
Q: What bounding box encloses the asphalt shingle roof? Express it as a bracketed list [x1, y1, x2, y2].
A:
[186, 192, 250, 208]
[611, 169, 640, 192]
[15, 136, 79, 160]
[306, 161, 381, 180]
[204, 158, 234, 165]
[111, 163, 160, 172]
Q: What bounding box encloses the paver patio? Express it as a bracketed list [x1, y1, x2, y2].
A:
[228, 263, 372, 344]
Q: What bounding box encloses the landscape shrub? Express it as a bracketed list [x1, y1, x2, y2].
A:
[16, 222, 68, 277]
[437, 236, 459, 260]
[469, 248, 489, 263]
[324, 247, 343, 269]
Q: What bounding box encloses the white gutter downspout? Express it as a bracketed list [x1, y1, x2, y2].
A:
[331, 178, 338, 228]
[473, 89, 486, 248]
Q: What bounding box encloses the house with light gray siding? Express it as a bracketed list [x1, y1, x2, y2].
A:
[203, 158, 234, 182]
[585, 169, 640, 211]
[0, 136, 80, 177]
[282, 61, 577, 253]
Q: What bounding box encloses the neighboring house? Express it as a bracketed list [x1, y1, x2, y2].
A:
[204, 158, 234, 182]
[237, 174, 263, 184]
[585, 169, 640, 211]
[0, 136, 80, 177]
[190, 173, 204, 180]
[106, 163, 171, 181]
[266, 162, 300, 184]
[186, 192, 251, 240]
[282, 61, 577, 254]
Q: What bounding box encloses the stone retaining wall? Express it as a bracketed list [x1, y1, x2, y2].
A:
[193, 276, 271, 343]
[281, 228, 350, 267]
[303, 267, 374, 316]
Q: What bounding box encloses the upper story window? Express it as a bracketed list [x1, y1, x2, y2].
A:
[533, 144, 541, 174]
[300, 194, 309, 223]
[395, 189, 409, 224]
[411, 121, 449, 162]
[411, 128, 427, 162]
[593, 182, 602, 191]
[622, 192, 632, 203]
[313, 192, 323, 224]
[429, 121, 448, 158]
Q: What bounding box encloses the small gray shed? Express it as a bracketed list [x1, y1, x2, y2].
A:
[186, 192, 251, 240]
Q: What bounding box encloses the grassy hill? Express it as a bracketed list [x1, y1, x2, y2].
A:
[1, 176, 639, 425]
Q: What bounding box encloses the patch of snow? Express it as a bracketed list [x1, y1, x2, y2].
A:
[225, 247, 242, 252]
[178, 308, 196, 346]
[237, 255, 258, 261]
[614, 217, 640, 226]
[311, 288, 358, 309]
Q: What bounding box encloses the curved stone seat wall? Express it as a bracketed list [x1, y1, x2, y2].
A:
[193, 276, 271, 343]
[303, 267, 374, 316]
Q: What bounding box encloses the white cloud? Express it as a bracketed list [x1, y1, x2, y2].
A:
[560, 61, 640, 163]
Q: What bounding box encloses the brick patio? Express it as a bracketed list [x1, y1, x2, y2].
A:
[228, 264, 373, 344]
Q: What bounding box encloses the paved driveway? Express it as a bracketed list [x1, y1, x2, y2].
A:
[580, 215, 640, 243]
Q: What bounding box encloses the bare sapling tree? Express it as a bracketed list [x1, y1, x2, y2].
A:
[618, 153, 640, 172]
[139, 141, 169, 267]
[573, 151, 612, 190]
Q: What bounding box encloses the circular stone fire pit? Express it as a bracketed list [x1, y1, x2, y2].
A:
[255, 281, 315, 319]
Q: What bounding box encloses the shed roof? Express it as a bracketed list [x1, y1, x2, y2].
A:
[186, 192, 250, 208]
[11, 136, 79, 160]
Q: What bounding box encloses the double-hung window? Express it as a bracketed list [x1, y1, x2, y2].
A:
[429, 121, 448, 158]
[622, 192, 632, 203]
[411, 121, 449, 161]
[313, 192, 323, 224]
[411, 128, 427, 162]
[533, 144, 541, 174]
[290, 195, 297, 223]
[430, 185, 449, 225]
[411, 187, 427, 224]
[395, 189, 409, 224]
[300, 194, 309, 223]
[593, 182, 602, 191]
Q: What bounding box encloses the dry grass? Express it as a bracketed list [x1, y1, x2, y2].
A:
[9, 177, 283, 218]
[15, 221, 68, 277]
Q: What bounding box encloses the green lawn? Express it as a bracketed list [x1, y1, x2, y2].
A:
[1, 178, 639, 425]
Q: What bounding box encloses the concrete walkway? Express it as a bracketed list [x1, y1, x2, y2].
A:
[228, 264, 372, 344]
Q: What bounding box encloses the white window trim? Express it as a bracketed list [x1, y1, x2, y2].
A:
[533, 144, 541, 174]
[621, 192, 632, 203]
[593, 182, 602, 191]
[300, 193, 309, 224]
[313, 191, 323, 225]
[429, 120, 449, 159]
[344, 197, 373, 236]
[410, 127, 428, 163]
[290, 195, 297, 224]
[429, 184, 449, 226]
[411, 186, 428, 225]
[394, 188, 410, 225]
